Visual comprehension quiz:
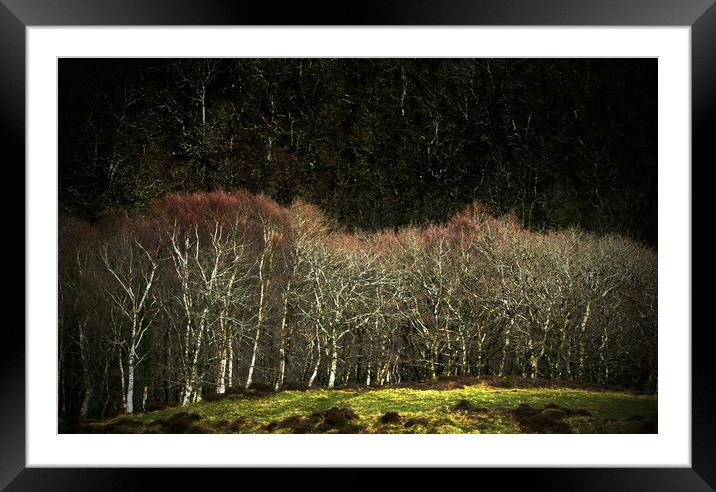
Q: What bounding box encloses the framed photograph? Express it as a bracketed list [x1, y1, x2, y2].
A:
[9, 0, 711, 488]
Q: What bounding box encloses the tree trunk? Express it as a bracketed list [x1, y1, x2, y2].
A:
[276, 352, 286, 391]
[245, 325, 261, 390]
[118, 348, 127, 413]
[80, 387, 92, 418]
[78, 321, 92, 418]
[430, 343, 438, 379]
[475, 333, 486, 378]
[327, 336, 338, 389]
[532, 314, 550, 379]
[599, 325, 609, 384]
[126, 343, 135, 414]
[498, 319, 514, 377]
[216, 271, 236, 395]
[246, 249, 269, 390]
[217, 345, 228, 394]
[578, 301, 591, 380]
[183, 315, 205, 405]
[528, 337, 538, 379]
[227, 339, 234, 390]
[307, 337, 321, 388]
[275, 279, 291, 391]
[460, 328, 469, 376]
[101, 359, 110, 417]
[444, 319, 453, 375]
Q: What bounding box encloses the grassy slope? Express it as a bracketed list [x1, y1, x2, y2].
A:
[80, 383, 658, 434]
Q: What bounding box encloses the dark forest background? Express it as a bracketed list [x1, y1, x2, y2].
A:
[59, 58, 657, 246]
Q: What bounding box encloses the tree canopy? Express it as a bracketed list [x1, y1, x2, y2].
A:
[59, 58, 657, 246]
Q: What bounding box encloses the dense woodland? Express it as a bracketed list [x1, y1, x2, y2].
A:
[59, 191, 656, 418]
[58, 58, 657, 419]
[60, 58, 657, 245]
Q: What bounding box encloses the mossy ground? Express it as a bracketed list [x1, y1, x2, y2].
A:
[66, 378, 657, 434]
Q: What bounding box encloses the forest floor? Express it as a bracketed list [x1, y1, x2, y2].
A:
[61, 376, 657, 434]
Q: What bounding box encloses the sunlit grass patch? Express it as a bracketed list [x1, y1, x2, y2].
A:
[77, 384, 657, 434]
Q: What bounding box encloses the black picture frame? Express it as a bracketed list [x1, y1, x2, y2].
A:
[5, 0, 712, 489]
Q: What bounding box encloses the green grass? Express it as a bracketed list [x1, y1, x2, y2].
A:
[77, 382, 658, 434]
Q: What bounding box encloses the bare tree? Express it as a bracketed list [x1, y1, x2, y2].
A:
[101, 237, 158, 414]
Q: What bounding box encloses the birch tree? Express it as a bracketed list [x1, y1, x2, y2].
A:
[167, 222, 226, 405]
[101, 237, 159, 414]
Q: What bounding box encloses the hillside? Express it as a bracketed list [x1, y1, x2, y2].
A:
[62, 377, 657, 434]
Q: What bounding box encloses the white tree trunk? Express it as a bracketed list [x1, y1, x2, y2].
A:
[307, 337, 321, 388]
[327, 342, 338, 389]
[118, 349, 127, 413]
[217, 347, 228, 394]
[245, 325, 261, 390]
[460, 329, 469, 376]
[126, 349, 135, 414]
[246, 248, 269, 390]
[578, 302, 591, 380]
[275, 280, 291, 391]
[498, 318, 514, 377]
[183, 320, 204, 405]
[227, 341, 234, 390]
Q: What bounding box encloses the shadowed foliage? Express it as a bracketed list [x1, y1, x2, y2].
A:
[59, 58, 657, 245]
